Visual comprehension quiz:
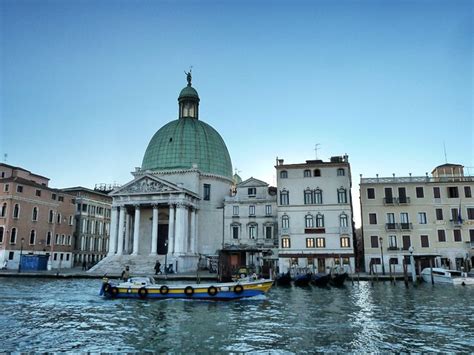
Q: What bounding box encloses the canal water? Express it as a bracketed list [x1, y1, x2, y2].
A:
[0, 277, 473, 352]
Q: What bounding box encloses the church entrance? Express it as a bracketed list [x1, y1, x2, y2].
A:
[157, 224, 169, 255]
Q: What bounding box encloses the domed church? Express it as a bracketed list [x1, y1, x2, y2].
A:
[94, 73, 233, 273]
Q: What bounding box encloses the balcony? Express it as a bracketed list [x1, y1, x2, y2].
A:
[339, 226, 351, 235]
[450, 220, 463, 229]
[399, 223, 413, 231]
[385, 223, 397, 231]
[397, 196, 411, 205]
[387, 246, 400, 251]
[383, 197, 395, 205]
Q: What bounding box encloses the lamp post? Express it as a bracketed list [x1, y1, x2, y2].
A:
[379, 236, 385, 275]
[164, 239, 168, 278]
[18, 237, 24, 273]
[409, 246, 416, 284]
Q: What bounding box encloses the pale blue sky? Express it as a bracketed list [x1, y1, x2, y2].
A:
[1, 0, 472, 226]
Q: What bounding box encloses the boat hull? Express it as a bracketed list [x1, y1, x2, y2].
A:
[421, 268, 474, 286]
[100, 279, 274, 301]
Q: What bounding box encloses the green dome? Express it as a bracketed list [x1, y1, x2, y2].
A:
[179, 86, 199, 100]
[142, 118, 233, 179]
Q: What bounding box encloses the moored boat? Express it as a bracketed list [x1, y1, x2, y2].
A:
[100, 276, 274, 300]
[293, 273, 312, 287]
[311, 273, 331, 287]
[329, 272, 348, 287]
[275, 271, 292, 286]
[421, 268, 474, 286]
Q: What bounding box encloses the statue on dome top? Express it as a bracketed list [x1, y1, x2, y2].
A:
[184, 69, 192, 86]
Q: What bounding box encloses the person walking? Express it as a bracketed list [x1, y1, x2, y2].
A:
[154, 260, 162, 275]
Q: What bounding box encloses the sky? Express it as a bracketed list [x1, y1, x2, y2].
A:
[1, 0, 472, 227]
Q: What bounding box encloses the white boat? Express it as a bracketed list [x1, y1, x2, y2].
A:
[421, 268, 474, 286]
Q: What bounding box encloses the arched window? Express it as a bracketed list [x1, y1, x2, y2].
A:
[280, 170, 288, 179]
[314, 169, 321, 177]
[305, 214, 314, 228]
[10, 228, 17, 244]
[1, 202, 6, 217]
[282, 215, 289, 229]
[304, 188, 313, 204]
[303, 169, 311, 177]
[316, 213, 325, 228]
[57, 213, 62, 224]
[280, 190, 289, 205]
[46, 232, 52, 246]
[49, 210, 54, 223]
[337, 168, 345, 176]
[32, 207, 38, 221]
[29, 230, 36, 245]
[0, 226, 4, 244]
[338, 187, 347, 203]
[13, 204, 20, 219]
[340, 213, 348, 227]
[314, 188, 323, 204]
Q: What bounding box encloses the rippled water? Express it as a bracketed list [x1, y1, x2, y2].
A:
[0, 277, 473, 352]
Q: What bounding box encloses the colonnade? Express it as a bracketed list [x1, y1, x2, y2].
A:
[107, 203, 198, 257]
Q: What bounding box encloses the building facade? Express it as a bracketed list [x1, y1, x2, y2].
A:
[360, 163, 474, 274]
[222, 177, 278, 277]
[61, 187, 112, 267]
[0, 163, 75, 269]
[275, 156, 356, 274]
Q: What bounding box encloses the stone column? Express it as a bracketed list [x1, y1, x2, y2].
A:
[124, 213, 130, 254]
[174, 203, 185, 254]
[132, 205, 141, 255]
[190, 208, 197, 254]
[183, 206, 189, 253]
[168, 204, 175, 254]
[150, 205, 159, 255]
[116, 207, 126, 255]
[107, 206, 118, 256]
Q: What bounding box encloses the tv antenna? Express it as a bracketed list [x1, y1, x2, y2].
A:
[314, 144, 321, 160]
[443, 142, 448, 164]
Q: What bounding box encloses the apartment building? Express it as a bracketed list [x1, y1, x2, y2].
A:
[360, 163, 474, 274]
[0, 163, 75, 269]
[275, 155, 356, 274]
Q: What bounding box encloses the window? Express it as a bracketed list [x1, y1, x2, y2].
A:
[203, 184, 211, 201]
[337, 168, 345, 176]
[438, 229, 446, 242]
[305, 215, 314, 228]
[468, 208, 474, 220]
[337, 188, 347, 203]
[314, 189, 323, 204]
[13, 204, 20, 219]
[402, 235, 411, 250]
[306, 238, 315, 248]
[52, 193, 57, 200]
[49, 210, 54, 223]
[465, 186, 472, 198]
[389, 235, 397, 248]
[389, 258, 399, 265]
[416, 187, 424, 198]
[35, 189, 41, 197]
[29, 230, 36, 245]
[316, 237, 326, 248]
[400, 213, 409, 225]
[58, 196, 64, 202]
[46, 232, 51, 246]
[447, 186, 459, 198]
[82, 204, 87, 212]
[304, 169, 311, 177]
[10, 228, 17, 244]
[340, 237, 350, 247]
[340, 213, 348, 227]
[433, 187, 440, 198]
[57, 213, 61, 224]
[451, 208, 459, 222]
[453, 229, 462, 242]
[384, 188, 393, 203]
[418, 212, 427, 224]
[265, 205, 272, 215]
[249, 205, 255, 216]
[17, 185, 23, 193]
[0, 226, 3, 243]
[233, 206, 239, 216]
[314, 169, 321, 177]
[280, 171, 288, 179]
[435, 208, 443, 221]
[8, 251, 14, 260]
[304, 189, 313, 204]
[1, 202, 6, 217]
[316, 213, 324, 227]
[4, 184, 9, 192]
[248, 188, 256, 196]
[369, 213, 377, 225]
[265, 226, 273, 239]
[398, 187, 407, 203]
[69, 216, 73, 226]
[386, 213, 395, 226]
[281, 237, 290, 248]
[367, 188, 375, 199]
[282, 215, 289, 229]
[248, 224, 257, 239]
[421, 235, 429, 247]
[32, 207, 38, 221]
[280, 190, 289, 205]
[370, 235, 379, 248]
[55, 234, 59, 244]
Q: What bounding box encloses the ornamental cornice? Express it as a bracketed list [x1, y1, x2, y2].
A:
[134, 168, 233, 184]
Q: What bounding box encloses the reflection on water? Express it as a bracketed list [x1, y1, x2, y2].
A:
[0, 278, 473, 352]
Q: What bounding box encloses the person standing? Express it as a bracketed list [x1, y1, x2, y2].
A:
[121, 266, 130, 281]
[154, 260, 161, 275]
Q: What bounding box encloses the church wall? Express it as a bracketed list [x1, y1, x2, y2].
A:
[138, 208, 153, 255]
[154, 171, 200, 195]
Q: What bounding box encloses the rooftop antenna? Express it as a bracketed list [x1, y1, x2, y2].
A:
[314, 144, 320, 160]
[234, 168, 241, 175]
[3, 153, 7, 163]
[443, 141, 448, 164]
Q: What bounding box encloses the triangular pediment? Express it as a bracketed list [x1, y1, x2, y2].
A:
[110, 174, 184, 196]
[237, 177, 269, 188]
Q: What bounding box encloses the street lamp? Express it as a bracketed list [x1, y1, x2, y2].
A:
[164, 239, 168, 278]
[18, 237, 25, 273]
[379, 236, 385, 275]
[409, 246, 416, 283]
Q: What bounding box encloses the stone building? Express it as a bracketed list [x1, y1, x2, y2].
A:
[61, 187, 112, 267]
[92, 73, 233, 274]
[221, 177, 278, 277]
[360, 163, 474, 274]
[275, 156, 356, 274]
[0, 163, 75, 269]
